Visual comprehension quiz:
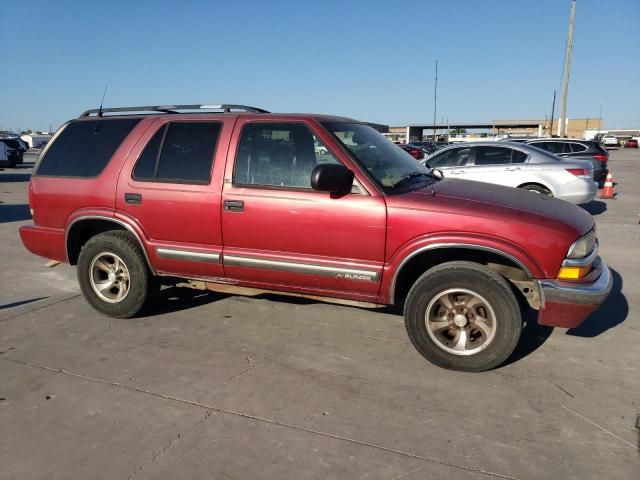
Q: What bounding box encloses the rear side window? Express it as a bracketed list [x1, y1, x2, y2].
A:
[133, 122, 221, 184]
[36, 119, 139, 177]
[532, 141, 564, 154]
[474, 146, 512, 165]
[569, 142, 587, 153]
[427, 148, 471, 168]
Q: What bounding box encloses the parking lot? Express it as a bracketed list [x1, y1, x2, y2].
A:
[0, 149, 638, 479]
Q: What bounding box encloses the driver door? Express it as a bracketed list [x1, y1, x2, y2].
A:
[220, 119, 387, 302]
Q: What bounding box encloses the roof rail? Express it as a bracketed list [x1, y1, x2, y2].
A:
[79, 104, 270, 117]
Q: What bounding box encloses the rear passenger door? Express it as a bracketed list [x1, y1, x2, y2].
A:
[116, 119, 232, 279]
[220, 119, 387, 302]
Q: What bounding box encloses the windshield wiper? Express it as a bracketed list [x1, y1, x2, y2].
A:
[391, 172, 432, 189]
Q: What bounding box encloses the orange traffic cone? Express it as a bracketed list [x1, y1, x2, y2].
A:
[600, 171, 616, 199]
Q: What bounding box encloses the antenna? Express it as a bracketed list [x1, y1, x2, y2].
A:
[98, 85, 108, 117]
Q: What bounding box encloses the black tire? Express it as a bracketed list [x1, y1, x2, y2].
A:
[520, 184, 552, 196]
[77, 231, 159, 318]
[404, 261, 522, 372]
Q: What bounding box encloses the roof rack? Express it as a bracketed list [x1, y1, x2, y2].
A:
[79, 104, 270, 117]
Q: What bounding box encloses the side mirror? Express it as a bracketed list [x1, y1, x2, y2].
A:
[311, 164, 354, 194]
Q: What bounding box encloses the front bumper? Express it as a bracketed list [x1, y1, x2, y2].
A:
[536, 257, 612, 328]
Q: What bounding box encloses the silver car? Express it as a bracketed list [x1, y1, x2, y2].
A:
[422, 142, 597, 204]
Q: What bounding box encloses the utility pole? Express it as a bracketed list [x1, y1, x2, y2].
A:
[433, 59, 438, 141]
[559, 0, 576, 137]
[549, 90, 556, 137]
[599, 103, 603, 130]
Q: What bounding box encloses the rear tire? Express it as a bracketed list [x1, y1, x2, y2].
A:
[77, 231, 159, 318]
[404, 261, 522, 372]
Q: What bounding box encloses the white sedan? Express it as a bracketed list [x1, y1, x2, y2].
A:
[601, 135, 619, 147]
[422, 142, 597, 204]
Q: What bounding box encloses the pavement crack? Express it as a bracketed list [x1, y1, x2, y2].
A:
[389, 466, 423, 479]
[127, 409, 214, 479]
[3, 357, 521, 480]
[561, 405, 639, 450]
[226, 356, 259, 383]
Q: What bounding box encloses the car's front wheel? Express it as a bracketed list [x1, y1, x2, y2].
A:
[404, 261, 522, 372]
[77, 231, 159, 318]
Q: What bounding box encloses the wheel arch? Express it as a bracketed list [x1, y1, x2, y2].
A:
[65, 216, 155, 274]
[517, 181, 554, 195]
[389, 244, 539, 309]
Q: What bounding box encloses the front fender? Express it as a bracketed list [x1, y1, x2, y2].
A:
[379, 232, 545, 304]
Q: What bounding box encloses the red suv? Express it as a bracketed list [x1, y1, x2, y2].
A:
[20, 104, 612, 371]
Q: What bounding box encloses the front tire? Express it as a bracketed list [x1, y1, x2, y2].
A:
[77, 231, 159, 318]
[404, 261, 522, 372]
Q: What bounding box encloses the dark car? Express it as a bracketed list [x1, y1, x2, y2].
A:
[624, 138, 638, 148]
[0, 138, 26, 165]
[525, 139, 609, 183]
[407, 141, 437, 154]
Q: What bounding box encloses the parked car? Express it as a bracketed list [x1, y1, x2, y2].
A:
[399, 144, 427, 160]
[624, 138, 638, 148]
[601, 135, 618, 147]
[524, 138, 609, 183]
[0, 138, 23, 166]
[20, 104, 612, 372]
[0, 141, 9, 165]
[423, 142, 596, 204]
[407, 141, 437, 154]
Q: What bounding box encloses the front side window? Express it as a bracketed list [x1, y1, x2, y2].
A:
[133, 122, 221, 184]
[323, 122, 434, 191]
[427, 148, 471, 168]
[233, 123, 339, 189]
[36, 119, 140, 177]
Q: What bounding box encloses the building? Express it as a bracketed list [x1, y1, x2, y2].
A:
[389, 118, 603, 143]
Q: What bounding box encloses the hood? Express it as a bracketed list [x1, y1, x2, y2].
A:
[411, 179, 594, 236]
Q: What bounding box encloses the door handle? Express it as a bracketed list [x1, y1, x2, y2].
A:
[224, 200, 244, 212]
[125, 193, 142, 204]
[506, 167, 521, 171]
[450, 170, 464, 174]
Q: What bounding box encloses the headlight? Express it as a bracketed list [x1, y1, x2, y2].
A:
[567, 230, 597, 259]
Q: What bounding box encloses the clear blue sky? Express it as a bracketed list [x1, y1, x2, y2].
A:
[1, 0, 638, 132]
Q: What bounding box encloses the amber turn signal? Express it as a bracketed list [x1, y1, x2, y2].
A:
[557, 266, 591, 280]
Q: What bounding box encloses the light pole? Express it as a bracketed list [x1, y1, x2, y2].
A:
[559, 0, 576, 138]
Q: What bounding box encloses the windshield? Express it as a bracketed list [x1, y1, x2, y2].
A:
[322, 122, 433, 191]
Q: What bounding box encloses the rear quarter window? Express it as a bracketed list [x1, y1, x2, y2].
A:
[35, 119, 140, 177]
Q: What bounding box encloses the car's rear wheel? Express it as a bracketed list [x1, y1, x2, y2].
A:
[521, 184, 552, 196]
[404, 261, 522, 372]
[77, 231, 159, 318]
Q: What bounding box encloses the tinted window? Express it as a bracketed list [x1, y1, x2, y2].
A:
[532, 141, 564, 154]
[511, 149, 528, 163]
[133, 125, 165, 180]
[132, 122, 220, 184]
[234, 123, 339, 189]
[474, 146, 512, 165]
[569, 142, 587, 153]
[36, 119, 139, 177]
[428, 147, 471, 168]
